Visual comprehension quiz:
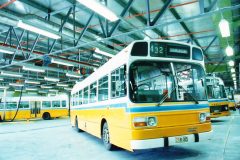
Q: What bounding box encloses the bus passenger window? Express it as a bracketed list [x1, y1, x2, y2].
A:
[42, 101, 51, 108]
[62, 101, 66, 107]
[98, 75, 108, 101]
[19, 101, 29, 108]
[111, 65, 126, 98]
[90, 82, 97, 103]
[83, 87, 89, 104]
[78, 90, 83, 105]
[52, 101, 60, 107]
[6, 102, 17, 109]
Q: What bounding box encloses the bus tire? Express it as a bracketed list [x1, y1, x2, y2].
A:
[75, 117, 83, 132]
[42, 112, 51, 120]
[0, 116, 2, 122]
[102, 122, 114, 151]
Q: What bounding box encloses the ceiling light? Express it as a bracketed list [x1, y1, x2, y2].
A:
[95, 48, 114, 58]
[0, 78, 3, 81]
[225, 46, 234, 56]
[25, 79, 40, 84]
[51, 58, 74, 67]
[233, 77, 236, 81]
[26, 87, 37, 91]
[64, 87, 72, 91]
[0, 86, 9, 89]
[0, 46, 14, 54]
[93, 54, 102, 59]
[231, 68, 235, 73]
[49, 89, 58, 92]
[9, 83, 24, 87]
[232, 74, 236, 77]
[228, 61, 234, 67]
[1, 71, 22, 77]
[44, 76, 59, 82]
[57, 83, 68, 87]
[23, 65, 45, 73]
[17, 20, 61, 39]
[66, 72, 81, 78]
[39, 90, 48, 94]
[219, 19, 230, 37]
[77, 0, 119, 22]
[41, 85, 52, 89]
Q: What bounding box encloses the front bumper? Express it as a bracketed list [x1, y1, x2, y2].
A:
[130, 131, 212, 150]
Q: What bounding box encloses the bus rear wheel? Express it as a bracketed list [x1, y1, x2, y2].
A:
[42, 112, 51, 120]
[102, 122, 113, 150]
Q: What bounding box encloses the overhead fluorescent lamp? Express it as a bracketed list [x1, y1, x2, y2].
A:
[225, 46, 234, 56]
[57, 83, 68, 87]
[0, 46, 14, 54]
[93, 54, 102, 59]
[17, 20, 61, 39]
[0, 78, 3, 81]
[51, 58, 74, 67]
[231, 68, 235, 73]
[0, 86, 9, 89]
[1, 71, 23, 77]
[66, 72, 81, 78]
[228, 60, 234, 67]
[95, 48, 114, 58]
[23, 65, 45, 73]
[39, 90, 48, 94]
[44, 76, 59, 82]
[9, 83, 24, 87]
[41, 85, 52, 89]
[26, 87, 37, 91]
[25, 79, 40, 84]
[219, 19, 230, 37]
[77, 0, 119, 22]
[232, 74, 236, 77]
[49, 89, 58, 92]
[233, 77, 236, 81]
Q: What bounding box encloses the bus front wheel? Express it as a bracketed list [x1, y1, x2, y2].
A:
[102, 122, 113, 150]
[42, 112, 51, 120]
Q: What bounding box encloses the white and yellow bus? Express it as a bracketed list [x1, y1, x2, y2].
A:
[206, 76, 230, 118]
[225, 87, 236, 111]
[71, 40, 212, 151]
[0, 95, 69, 121]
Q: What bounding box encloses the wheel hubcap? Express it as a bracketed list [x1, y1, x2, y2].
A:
[103, 127, 109, 144]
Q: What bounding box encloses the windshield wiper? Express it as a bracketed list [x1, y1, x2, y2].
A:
[156, 86, 177, 107]
[178, 85, 199, 104]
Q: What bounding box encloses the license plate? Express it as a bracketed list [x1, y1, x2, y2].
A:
[214, 110, 219, 113]
[175, 136, 188, 143]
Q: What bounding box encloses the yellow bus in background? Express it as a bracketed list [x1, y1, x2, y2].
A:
[0, 95, 69, 121]
[206, 76, 230, 118]
[225, 87, 236, 111]
[71, 40, 212, 151]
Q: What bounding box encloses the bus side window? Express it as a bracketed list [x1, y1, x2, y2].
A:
[83, 87, 89, 104]
[78, 90, 83, 105]
[111, 65, 126, 98]
[90, 82, 97, 103]
[98, 75, 109, 101]
[62, 100, 66, 107]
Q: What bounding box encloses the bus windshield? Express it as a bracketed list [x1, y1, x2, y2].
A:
[207, 85, 227, 99]
[129, 61, 207, 103]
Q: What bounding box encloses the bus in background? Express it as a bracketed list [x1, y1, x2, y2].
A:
[71, 40, 212, 151]
[225, 87, 236, 111]
[206, 76, 230, 118]
[0, 94, 69, 122]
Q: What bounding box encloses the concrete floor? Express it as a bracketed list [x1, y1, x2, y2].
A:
[0, 111, 240, 160]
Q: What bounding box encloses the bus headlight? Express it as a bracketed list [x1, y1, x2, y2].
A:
[133, 116, 157, 127]
[225, 106, 228, 111]
[147, 117, 157, 126]
[199, 113, 207, 123]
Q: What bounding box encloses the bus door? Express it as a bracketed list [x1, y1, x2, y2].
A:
[30, 101, 41, 118]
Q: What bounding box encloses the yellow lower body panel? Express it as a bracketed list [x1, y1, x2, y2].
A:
[210, 111, 231, 118]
